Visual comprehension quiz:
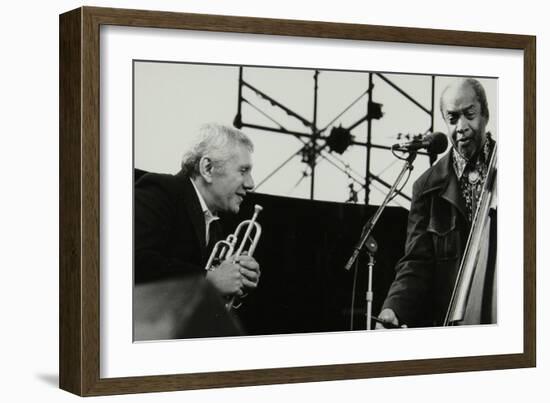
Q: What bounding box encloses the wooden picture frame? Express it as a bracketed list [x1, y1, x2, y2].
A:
[59, 6, 536, 396]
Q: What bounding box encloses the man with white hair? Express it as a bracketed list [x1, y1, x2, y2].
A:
[135, 123, 260, 301]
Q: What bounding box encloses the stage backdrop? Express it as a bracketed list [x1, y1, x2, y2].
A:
[225, 192, 408, 336]
[134, 169, 408, 336]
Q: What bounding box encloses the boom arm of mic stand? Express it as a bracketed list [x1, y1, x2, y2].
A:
[344, 151, 417, 271]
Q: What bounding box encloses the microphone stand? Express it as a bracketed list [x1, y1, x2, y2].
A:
[365, 240, 377, 330]
[345, 150, 417, 330]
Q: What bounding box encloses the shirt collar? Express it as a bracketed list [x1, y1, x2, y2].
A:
[452, 132, 494, 179]
[190, 178, 219, 222]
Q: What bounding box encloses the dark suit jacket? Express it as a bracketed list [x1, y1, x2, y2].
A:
[134, 170, 221, 283]
[382, 151, 472, 327]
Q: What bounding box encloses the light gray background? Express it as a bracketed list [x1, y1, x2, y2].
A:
[1, 1, 546, 402]
[134, 61, 497, 208]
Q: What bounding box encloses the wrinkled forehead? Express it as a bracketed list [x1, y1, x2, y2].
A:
[442, 83, 479, 111]
[226, 144, 253, 166]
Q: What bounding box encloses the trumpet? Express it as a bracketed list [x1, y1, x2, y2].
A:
[205, 204, 263, 309]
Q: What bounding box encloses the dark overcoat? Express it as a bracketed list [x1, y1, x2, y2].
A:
[382, 152, 472, 327]
[134, 170, 221, 283]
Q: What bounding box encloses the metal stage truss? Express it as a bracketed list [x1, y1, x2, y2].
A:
[233, 66, 439, 205]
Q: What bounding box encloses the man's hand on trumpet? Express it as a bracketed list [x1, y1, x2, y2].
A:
[205, 254, 260, 297]
[235, 254, 261, 291]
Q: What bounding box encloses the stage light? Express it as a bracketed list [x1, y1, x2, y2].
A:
[368, 101, 383, 120]
[327, 125, 354, 154]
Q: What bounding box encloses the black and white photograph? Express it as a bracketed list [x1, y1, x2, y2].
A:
[54, 4, 537, 398]
[2, 0, 546, 400]
[132, 61, 498, 341]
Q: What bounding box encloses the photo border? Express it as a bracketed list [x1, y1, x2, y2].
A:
[59, 6, 536, 396]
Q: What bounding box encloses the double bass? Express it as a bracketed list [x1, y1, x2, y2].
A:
[444, 145, 498, 326]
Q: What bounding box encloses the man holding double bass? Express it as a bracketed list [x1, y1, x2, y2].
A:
[377, 78, 497, 328]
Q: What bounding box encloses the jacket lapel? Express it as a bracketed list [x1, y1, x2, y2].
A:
[176, 171, 207, 259]
[420, 152, 468, 222]
[439, 155, 468, 222]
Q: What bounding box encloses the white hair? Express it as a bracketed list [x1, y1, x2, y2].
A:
[181, 123, 254, 177]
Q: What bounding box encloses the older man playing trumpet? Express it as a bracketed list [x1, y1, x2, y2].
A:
[135, 123, 261, 301]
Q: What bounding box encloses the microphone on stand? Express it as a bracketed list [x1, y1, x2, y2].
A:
[392, 132, 448, 154]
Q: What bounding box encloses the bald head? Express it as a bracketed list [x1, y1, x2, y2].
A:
[440, 78, 489, 160]
[440, 78, 489, 121]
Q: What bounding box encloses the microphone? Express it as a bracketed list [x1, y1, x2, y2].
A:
[392, 132, 448, 154]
